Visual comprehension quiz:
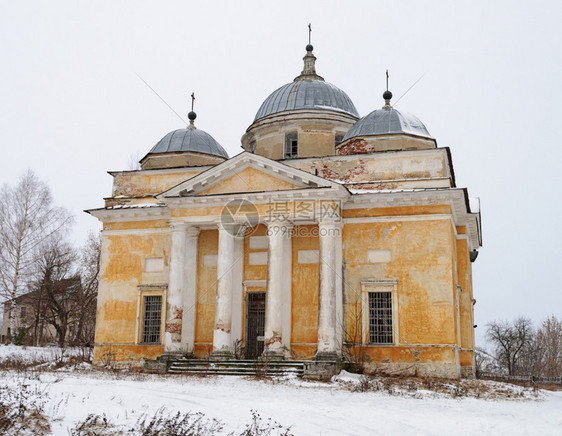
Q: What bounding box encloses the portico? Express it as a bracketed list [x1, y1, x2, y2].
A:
[160, 208, 343, 361]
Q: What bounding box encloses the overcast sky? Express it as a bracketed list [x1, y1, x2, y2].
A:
[1, 1, 561, 345]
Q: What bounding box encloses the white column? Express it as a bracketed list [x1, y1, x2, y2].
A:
[230, 235, 245, 355]
[180, 226, 200, 354]
[264, 220, 292, 358]
[212, 223, 237, 356]
[164, 222, 187, 353]
[317, 219, 340, 358]
[334, 224, 344, 355]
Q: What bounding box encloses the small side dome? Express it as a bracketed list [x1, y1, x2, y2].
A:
[342, 107, 433, 141]
[149, 128, 228, 158]
[140, 110, 228, 170]
[254, 80, 359, 121]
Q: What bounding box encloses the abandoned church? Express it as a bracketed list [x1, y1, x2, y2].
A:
[87, 42, 482, 378]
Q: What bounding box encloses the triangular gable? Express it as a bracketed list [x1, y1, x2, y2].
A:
[158, 152, 346, 198]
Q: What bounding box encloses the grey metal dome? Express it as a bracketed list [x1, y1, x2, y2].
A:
[148, 128, 228, 158]
[254, 80, 359, 122]
[343, 107, 432, 141]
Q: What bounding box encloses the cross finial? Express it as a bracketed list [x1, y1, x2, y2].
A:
[187, 91, 197, 129]
[383, 70, 393, 109]
[308, 23, 312, 45]
[386, 70, 389, 91]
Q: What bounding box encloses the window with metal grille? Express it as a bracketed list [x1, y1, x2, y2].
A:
[335, 134, 344, 146]
[368, 292, 393, 344]
[141, 295, 162, 344]
[284, 132, 298, 159]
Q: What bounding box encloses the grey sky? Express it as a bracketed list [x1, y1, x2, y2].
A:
[1, 1, 561, 345]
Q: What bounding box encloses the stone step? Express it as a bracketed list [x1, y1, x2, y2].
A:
[167, 359, 306, 376]
[171, 361, 305, 368]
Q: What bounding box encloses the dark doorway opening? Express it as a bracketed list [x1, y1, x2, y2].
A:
[245, 292, 265, 359]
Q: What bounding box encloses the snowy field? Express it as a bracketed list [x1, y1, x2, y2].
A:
[1, 346, 561, 435]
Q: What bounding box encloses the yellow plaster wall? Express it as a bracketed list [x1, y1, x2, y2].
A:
[198, 167, 302, 196]
[194, 229, 219, 353]
[298, 129, 335, 158]
[343, 218, 457, 364]
[94, 225, 170, 362]
[287, 149, 449, 185]
[244, 225, 268, 282]
[256, 134, 284, 160]
[343, 205, 452, 219]
[112, 169, 204, 197]
[457, 238, 475, 352]
[291, 225, 319, 358]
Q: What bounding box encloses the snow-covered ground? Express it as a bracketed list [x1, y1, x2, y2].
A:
[1, 346, 561, 435]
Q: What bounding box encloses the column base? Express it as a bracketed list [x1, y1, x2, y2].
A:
[158, 351, 185, 361]
[262, 349, 284, 361]
[210, 350, 233, 361]
[314, 351, 339, 362]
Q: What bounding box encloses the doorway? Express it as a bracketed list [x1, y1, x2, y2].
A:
[245, 292, 265, 359]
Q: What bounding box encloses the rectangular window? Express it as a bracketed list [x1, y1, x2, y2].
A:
[335, 134, 344, 146]
[284, 132, 298, 159]
[141, 295, 162, 344]
[368, 291, 393, 344]
[20, 306, 26, 318]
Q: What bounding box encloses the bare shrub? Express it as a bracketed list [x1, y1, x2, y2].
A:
[0, 380, 50, 434]
[133, 407, 224, 435]
[70, 413, 118, 436]
[238, 409, 293, 436]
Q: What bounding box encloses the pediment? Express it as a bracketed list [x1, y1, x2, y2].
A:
[158, 152, 345, 198]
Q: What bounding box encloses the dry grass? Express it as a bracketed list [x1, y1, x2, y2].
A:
[338, 374, 544, 400]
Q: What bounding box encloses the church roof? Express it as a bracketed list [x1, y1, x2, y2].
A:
[343, 92, 432, 141]
[148, 119, 228, 159]
[254, 80, 359, 121]
[253, 45, 359, 122]
[148, 109, 228, 159]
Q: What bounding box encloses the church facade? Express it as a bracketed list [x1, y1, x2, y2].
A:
[87, 44, 482, 378]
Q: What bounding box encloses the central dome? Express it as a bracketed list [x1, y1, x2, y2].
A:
[254, 79, 359, 122]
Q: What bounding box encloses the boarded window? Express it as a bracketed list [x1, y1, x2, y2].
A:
[284, 132, 298, 159]
[368, 292, 393, 344]
[141, 295, 162, 344]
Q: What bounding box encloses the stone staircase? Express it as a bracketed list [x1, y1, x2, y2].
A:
[166, 358, 307, 377]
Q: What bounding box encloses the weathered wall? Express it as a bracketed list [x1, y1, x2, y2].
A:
[290, 225, 319, 358]
[242, 111, 356, 159]
[342, 213, 459, 373]
[337, 134, 435, 155]
[286, 148, 452, 189]
[140, 152, 225, 170]
[93, 220, 170, 364]
[193, 229, 218, 356]
[111, 168, 205, 198]
[198, 167, 301, 196]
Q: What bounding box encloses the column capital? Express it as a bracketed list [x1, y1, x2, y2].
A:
[217, 222, 247, 237]
[317, 217, 342, 232]
[263, 216, 293, 227]
[169, 221, 189, 232]
[185, 225, 200, 238]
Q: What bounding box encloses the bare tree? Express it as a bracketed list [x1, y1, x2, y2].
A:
[0, 170, 73, 340]
[71, 232, 101, 347]
[535, 315, 562, 377]
[35, 238, 78, 347]
[486, 317, 534, 375]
